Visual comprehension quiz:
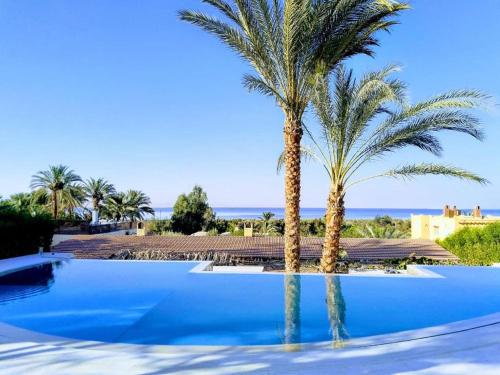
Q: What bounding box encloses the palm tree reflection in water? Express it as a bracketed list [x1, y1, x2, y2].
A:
[325, 276, 348, 348]
[284, 274, 301, 351]
[283, 274, 348, 350]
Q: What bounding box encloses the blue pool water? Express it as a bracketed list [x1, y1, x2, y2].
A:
[0, 260, 499, 346]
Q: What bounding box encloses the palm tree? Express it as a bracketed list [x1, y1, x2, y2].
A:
[102, 190, 154, 224]
[102, 193, 127, 222]
[281, 65, 488, 272]
[356, 224, 406, 239]
[123, 190, 155, 223]
[30, 165, 82, 219]
[82, 178, 116, 214]
[180, 0, 408, 272]
[260, 211, 277, 235]
[8, 193, 35, 212]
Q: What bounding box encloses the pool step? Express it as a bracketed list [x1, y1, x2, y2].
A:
[211, 266, 264, 273]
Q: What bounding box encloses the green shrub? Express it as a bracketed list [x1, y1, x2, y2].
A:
[171, 186, 215, 234]
[439, 223, 500, 265]
[146, 219, 172, 235]
[0, 206, 55, 259]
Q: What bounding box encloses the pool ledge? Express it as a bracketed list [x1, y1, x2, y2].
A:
[0, 253, 73, 277]
[189, 260, 444, 278]
[1, 313, 499, 374]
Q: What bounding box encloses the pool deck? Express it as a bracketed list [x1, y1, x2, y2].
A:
[1, 254, 499, 374]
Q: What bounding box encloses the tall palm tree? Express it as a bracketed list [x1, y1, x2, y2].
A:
[180, 0, 408, 272]
[30, 165, 82, 219]
[82, 178, 116, 214]
[281, 65, 488, 272]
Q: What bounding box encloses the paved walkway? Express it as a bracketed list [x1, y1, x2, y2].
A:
[52, 236, 457, 261]
[1, 316, 499, 374]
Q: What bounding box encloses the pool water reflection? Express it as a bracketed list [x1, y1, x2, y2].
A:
[0, 260, 499, 346]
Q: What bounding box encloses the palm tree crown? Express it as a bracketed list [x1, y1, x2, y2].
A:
[30, 165, 82, 219]
[82, 178, 116, 211]
[102, 190, 154, 223]
[180, 0, 408, 272]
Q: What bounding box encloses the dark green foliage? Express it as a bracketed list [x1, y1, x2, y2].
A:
[383, 256, 452, 270]
[439, 223, 500, 265]
[171, 186, 215, 235]
[342, 218, 410, 239]
[146, 219, 173, 235]
[301, 219, 326, 237]
[0, 205, 55, 259]
[211, 218, 230, 234]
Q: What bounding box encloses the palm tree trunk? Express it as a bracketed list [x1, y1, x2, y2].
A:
[52, 190, 58, 219]
[283, 114, 302, 273]
[320, 184, 345, 273]
[284, 274, 301, 351]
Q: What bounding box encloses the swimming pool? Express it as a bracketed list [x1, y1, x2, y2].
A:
[0, 260, 499, 346]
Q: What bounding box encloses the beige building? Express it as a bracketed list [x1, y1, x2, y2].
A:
[411, 205, 500, 240]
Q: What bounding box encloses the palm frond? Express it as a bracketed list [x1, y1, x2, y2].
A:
[383, 163, 489, 184]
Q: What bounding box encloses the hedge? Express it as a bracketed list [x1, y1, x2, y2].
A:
[439, 222, 500, 265]
[0, 206, 55, 260]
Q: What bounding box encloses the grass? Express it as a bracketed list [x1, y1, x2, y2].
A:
[439, 222, 500, 265]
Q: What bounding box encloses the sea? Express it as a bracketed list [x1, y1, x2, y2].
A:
[151, 207, 500, 220]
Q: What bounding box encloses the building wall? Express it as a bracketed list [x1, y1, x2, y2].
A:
[411, 215, 500, 240]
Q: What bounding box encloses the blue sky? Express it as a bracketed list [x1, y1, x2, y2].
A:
[0, 0, 499, 208]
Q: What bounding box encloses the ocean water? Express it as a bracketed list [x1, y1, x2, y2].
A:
[151, 207, 500, 220]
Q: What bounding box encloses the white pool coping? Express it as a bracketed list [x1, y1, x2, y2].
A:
[1, 254, 499, 374]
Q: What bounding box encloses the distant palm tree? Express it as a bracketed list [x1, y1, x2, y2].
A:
[356, 224, 406, 239]
[124, 190, 155, 223]
[280, 65, 488, 272]
[102, 190, 154, 224]
[8, 192, 49, 215]
[180, 0, 408, 273]
[8, 193, 35, 212]
[30, 165, 82, 219]
[102, 193, 127, 222]
[82, 178, 116, 214]
[260, 211, 277, 235]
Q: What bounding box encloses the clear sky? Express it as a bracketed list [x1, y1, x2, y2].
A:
[0, 0, 499, 208]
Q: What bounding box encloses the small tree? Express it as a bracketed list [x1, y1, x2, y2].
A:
[171, 186, 214, 234]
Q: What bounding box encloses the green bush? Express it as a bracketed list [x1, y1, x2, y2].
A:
[0, 206, 55, 259]
[146, 219, 172, 235]
[439, 223, 500, 265]
[171, 186, 215, 234]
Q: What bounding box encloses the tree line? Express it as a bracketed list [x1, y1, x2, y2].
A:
[3, 165, 154, 224]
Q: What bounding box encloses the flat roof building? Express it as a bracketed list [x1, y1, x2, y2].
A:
[411, 205, 500, 240]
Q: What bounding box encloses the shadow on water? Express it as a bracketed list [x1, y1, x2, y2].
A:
[283, 274, 348, 351]
[0, 263, 57, 304]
